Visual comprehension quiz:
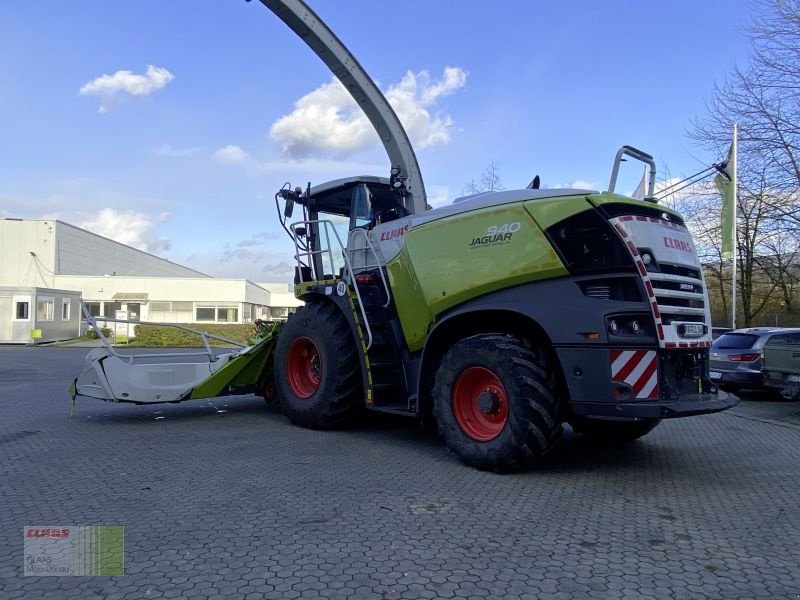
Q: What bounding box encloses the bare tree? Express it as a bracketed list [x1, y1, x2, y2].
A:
[462, 160, 505, 195]
[736, 164, 782, 325]
[688, 0, 800, 326]
[480, 159, 504, 192]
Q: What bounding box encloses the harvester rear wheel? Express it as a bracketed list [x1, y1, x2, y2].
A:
[569, 417, 660, 444]
[274, 301, 361, 428]
[432, 334, 564, 472]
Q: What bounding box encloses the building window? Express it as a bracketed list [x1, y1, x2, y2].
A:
[103, 302, 122, 318]
[196, 307, 215, 321]
[217, 307, 238, 323]
[84, 302, 101, 317]
[37, 297, 54, 321]
[15, 301, 30, 320]
[62, 298, 71, 320]
[195, 306, 239, 323]
[150, 301, 171, 311]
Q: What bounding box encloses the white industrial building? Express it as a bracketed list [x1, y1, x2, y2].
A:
[0, 218, 301, 343]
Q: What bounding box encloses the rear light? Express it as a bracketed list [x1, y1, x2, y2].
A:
[355, 273, 377, 285]
[729, 353, 760, 362]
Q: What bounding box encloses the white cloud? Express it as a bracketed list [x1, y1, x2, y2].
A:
[270, 67, 468, 157]
[653, 177, 685, 196]
[79, 65, 174, 112]
[155, 143, 201, 157]
[427, 185, 452, 208]
[214, 145, 251, 164]
[212, 145, 385, 177]
[549, 179, 601, 190]
[235, 231, 280, 248]
[183, 249, 297, 282]
[77, 208, 172, 254]
[568, 180, 600, 190]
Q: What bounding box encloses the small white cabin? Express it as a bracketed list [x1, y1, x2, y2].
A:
[0, 287, 82, 344]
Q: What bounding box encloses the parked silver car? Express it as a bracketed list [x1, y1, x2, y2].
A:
[710, 327, 800, 393]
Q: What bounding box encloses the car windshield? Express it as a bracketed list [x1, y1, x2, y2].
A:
[713, 333, 759, 349]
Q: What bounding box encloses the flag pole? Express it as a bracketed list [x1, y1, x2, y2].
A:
[731, 123, 738, 329]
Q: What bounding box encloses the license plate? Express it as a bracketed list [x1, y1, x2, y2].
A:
[679, 323, 705, 338]
[789, 375, 800, 383]
[709, 371, 722, 380]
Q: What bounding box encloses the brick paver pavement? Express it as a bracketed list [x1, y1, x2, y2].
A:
[1, 346, 799, 599]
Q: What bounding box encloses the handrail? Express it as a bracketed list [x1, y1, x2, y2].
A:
[80, 301, 247, 364]
[290, 219, 374, 350]
[608, 145, 657, 201]
[347, 228, 391, 308]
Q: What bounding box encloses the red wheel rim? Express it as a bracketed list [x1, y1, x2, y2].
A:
[452, 367, 509, 442]
[285, 337, 321, 398]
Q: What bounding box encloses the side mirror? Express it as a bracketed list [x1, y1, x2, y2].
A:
[284, 197, 294, 219]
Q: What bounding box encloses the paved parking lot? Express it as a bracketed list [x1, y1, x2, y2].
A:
[1, 346, 800, 600]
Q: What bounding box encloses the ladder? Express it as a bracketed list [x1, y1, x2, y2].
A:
[290, 219, 390, 350]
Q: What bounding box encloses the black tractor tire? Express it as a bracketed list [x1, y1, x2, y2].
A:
[274, 301, 361, 428]
[432, 333, 565, 472]
[570, 417, 660, 445]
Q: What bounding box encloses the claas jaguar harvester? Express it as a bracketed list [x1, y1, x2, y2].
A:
[72, 0, 738, 471]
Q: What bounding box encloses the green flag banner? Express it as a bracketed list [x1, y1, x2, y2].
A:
[715, 139, 736, 260]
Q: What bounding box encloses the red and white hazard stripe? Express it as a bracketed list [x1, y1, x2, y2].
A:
[610, 350, 659, 399]
[610, 217, 666, 345]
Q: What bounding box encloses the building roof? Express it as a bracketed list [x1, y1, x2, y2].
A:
[54, 220, 209, 277]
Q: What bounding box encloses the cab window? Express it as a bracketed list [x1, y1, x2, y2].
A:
[350, 184, 372, 230]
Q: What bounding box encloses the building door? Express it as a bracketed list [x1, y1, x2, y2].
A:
[0, 297, 11, 341]
[127, 303, 141, 321]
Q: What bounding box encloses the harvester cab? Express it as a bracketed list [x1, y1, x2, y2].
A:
[71, 0, 738, 472]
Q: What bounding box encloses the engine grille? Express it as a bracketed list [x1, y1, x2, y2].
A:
[583, 285, 611, 300]
[649, 270, 708, 326]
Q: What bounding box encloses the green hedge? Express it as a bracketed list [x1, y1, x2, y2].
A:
[85, 327, 112, 339]
[132, 323, 258, 347]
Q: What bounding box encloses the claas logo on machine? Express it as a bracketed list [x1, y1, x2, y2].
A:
[380, 224, 409, 241]
[663, 236, 692, 253]
[470, 222, 520, 247]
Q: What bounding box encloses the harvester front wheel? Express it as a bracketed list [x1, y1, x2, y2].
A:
[274, 301, 360, 428]
[569, 417, 660, 444]
[432, 334, 564, 472]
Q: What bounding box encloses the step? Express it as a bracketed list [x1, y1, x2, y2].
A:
[368, 404, 416, 417]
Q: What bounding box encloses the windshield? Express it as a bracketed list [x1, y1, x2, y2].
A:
[713, 333, 759, 349]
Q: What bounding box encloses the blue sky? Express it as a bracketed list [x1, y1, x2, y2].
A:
[0, 1, 752, 281]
